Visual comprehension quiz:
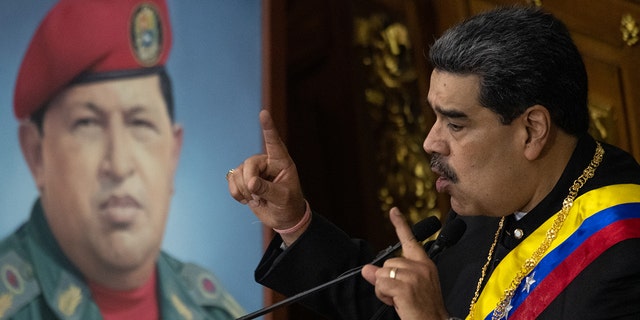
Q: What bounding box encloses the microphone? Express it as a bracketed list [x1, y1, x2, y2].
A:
[236, 216, 442, 320]
[426, 218, 467, 258]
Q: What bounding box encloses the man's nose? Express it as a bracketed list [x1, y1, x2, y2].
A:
[100, 125, 134, 182]
[423, 124, 447, 156]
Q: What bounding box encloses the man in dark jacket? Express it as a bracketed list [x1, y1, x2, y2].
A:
[228, 6, 640, 320]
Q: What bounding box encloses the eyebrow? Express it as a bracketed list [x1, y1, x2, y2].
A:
[433, 106, 468, 119]
[125, 105, 151, 117]
[83, 102, 105, 116]
[82, 102, 150, 117]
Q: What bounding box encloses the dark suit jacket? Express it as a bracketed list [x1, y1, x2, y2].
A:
[256, 135, 640, 319]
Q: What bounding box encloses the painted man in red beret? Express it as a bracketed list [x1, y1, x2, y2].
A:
[0, 0, 244, 318]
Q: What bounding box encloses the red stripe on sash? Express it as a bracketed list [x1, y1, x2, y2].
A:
[512, 218, 640, 319]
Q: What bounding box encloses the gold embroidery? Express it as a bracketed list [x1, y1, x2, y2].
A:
[171, 294, 193, 320]
[58, 284, 82, 316]
[1, 265, 24, 295]
[0, 293, 13, 318]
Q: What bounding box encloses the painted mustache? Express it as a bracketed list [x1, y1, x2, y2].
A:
[430, 154, 458, 183]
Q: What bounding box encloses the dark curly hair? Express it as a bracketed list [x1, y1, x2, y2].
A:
[429, 6, 589, 136]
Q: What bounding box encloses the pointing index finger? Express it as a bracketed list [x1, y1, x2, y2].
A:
[389, 207, 429, 261]
[260, 109, 290, 163]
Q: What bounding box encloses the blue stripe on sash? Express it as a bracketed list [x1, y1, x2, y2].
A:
[506, 202, 640, 314]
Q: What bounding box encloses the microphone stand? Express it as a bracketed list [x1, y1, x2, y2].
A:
[237, 265, 364, 320]
[236, 216, 442, 320]
[236, 241, 407, 320]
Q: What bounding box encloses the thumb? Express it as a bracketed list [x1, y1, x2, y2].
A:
[248, 175, 269, 198]
[361, 264, 379, 286]
[248, 174, 290, 204]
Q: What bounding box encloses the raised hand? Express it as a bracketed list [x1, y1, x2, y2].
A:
[361, 208, 450, 320]
[227, 109, 308, 243]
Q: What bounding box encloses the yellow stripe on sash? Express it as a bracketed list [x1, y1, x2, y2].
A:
[468, 184, 640, 320]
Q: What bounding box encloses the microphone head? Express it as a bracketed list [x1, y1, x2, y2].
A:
[439, 218, 467, 246]
[411, 216, 442, 242]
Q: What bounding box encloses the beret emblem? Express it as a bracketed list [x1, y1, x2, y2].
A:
[130, 3, 163, 66]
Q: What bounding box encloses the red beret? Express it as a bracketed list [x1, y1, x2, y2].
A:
[13, 0, 172, 119]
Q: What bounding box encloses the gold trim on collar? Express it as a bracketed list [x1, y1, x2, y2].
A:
[58, 284, 82, 317]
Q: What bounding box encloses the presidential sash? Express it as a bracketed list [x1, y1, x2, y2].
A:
[469, 183, 640, 320]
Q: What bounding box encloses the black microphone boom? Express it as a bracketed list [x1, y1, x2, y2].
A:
[426, 218, 467, 258]
[370, 216, 442, 266]
[236, 216, 442, 320]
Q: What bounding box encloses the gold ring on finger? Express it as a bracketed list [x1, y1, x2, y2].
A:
[389, 267, 398, 280]
[225, 169, 235, 181]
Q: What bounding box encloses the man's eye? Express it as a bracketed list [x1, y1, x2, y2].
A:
[130, 119, 159, 132]
[133, 120, 149, 127]
[447, 123, 463, 132]
[74, 118, 100, 128]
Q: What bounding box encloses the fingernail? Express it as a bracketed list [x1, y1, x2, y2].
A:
[251, 194, 261, 201]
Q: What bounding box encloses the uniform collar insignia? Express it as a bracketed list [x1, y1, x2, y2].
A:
[58, 284, 82, 317]
[0, 293, 13, 318]
[171, 293, 193, 320]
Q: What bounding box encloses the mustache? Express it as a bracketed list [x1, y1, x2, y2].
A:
[430, 154, 458, 183]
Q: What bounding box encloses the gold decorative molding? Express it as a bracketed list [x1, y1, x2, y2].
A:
[588, 102, 615, 144]
[354, 13, 441, 224]
[526, 0, 543, 7]
[621, 14, 639, 46]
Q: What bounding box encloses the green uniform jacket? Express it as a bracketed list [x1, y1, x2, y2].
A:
[0, 199, 245, 319]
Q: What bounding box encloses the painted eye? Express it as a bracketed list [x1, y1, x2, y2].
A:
[129, 118, 160, 135]
[74, 117, 100, 128]
[132, 119, 153, 127]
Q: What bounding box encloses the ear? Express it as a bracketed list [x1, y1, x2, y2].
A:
[170, 123, 184, 178]
[19, 121, 45, 191]
[521, 105, 551, 160]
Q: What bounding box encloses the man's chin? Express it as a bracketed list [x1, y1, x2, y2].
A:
[100, 237, 158, 270]
[449, 197, 471, 216]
